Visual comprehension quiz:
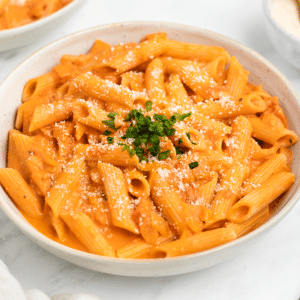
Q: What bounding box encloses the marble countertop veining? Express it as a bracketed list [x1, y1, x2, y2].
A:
[1, 0, 300, 299]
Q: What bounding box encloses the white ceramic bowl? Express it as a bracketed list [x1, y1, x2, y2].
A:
[0, 22, 300, 277]
[263, 0, 300, 69]
[0, 0, 86, 52]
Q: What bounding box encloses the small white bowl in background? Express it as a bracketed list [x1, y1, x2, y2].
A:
[0, 0, 86, 52]
[263, 0, 300, 69]
[0, 22, 300, 277]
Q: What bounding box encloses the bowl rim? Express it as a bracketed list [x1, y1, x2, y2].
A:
[1, 20, 300, 267]
[0, 0, 85, 37]
[263, 0, 300, 44]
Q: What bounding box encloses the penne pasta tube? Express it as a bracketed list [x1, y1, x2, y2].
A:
[279, 147, 293, 168]
[18, 92, 54, 134]
[21, 73, 57, 102]
[53, 122, 76, 160]
[162, 104, 232, 138]
[165, 39, 231, 63]
[166, 74, 192, 108]
[151, 211, 173, 239]
[249, 138, 281, 160]
[71, 73, 148, 108]
[125, 170, 150, 198]
[224, 206, 270, 238]
[97, 162, 139, 234]
[226, 56, 249, 101]
[206, 165, 248, 229]
[121, 71, 145, 92]
[72, 100, 122, 132]
[45, 156, 86, 220]
[195, 92, 267, 119]
[117, 237, 172, 259]
[241, 153, 288, 196]
[88, 196, 111, 226]
[29, 100, 73, 132]
[7, 131, 37, 181]
[247, 116, 299, 146]
[197, 172, 218, 207]
[227, 172, 295, 223]
[149, 168, 190, 236]
[174, 126, 209, 151]
[133, 197, 159, 245]
[26, 155, 52, 196]
[145, 58, 168, 109]
[0, 168, 43, 218]
[162, 57, 226, 99]
[102, 34, 169, 74]
[60, 211, 116, 257]
[116, 238, 153, 259]
[225, 116, 253, 164]
[76, 144, 139, 167]
[203, 56, 228, 82]
[151, 228, 236, 258]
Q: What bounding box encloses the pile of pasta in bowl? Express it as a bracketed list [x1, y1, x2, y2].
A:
[0, 31, 298, 260]
[0, 0, 85, 52]
[0, 0, 74, 30]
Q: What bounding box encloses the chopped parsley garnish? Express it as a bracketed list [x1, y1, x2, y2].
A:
[174, 111, 192, 121]
[189, 161, 199, 169]
[118, 143, 136, 157]
[145, 100, 153, 112]
[107, 137, 114, 144]
[175, 146, 185, 155]
[178, 138, 183, 144]
[158, 150, 171, 160]
[103, 130, 112, 136]
[186, 132, 197, 145]
[107, 112, 119, 120]
[119, 108, 192, 161]
[102, 112, 120, 131]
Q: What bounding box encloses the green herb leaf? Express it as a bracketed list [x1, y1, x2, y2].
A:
[158, 150, 171, 160]
[189, 161, 199, 169]
[107, 137, 114, 144]
[103, 130, 112, 136]
[102, 119, 120, 131]
[120, 144, 136, 157]
[186, 132, 197, 145]
[107, 112, 119, 120]
[145, 101, 153, 112]
[175, 146, 185, 155]
[174, 111, 192, 121]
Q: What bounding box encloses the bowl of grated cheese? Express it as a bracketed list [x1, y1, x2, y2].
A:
[263, 0, 300, 69]
[0, 22, 300, 276]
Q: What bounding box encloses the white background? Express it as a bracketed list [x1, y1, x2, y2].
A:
[0, 0, 300, 299]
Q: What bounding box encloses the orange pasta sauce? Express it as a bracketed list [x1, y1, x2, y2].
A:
[0, 32, 298, 259]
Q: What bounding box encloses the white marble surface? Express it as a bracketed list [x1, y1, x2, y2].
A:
[1, 0, 300, 299]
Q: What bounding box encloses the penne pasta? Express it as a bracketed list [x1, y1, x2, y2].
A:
[0, 168, 43, 218]
[0, 32, 297, 259]
[151, 228, 236, 257]
[97, 162, 139, 234]
[227, 172, 295, 223]
[61, 211, 116, 257]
